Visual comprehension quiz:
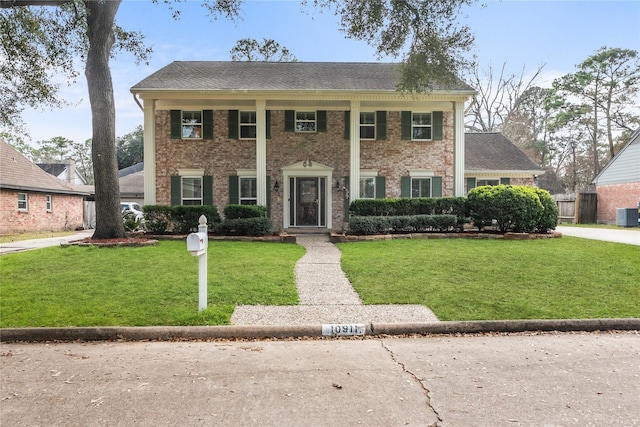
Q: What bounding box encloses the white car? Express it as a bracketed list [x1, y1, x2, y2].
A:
[121, 202, 144, 221]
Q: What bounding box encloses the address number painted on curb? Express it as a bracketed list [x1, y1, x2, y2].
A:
[322, 324, 366, 336]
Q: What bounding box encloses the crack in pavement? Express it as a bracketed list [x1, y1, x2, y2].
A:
[379, 339, 442, 427]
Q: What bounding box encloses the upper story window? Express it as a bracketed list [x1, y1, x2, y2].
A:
[182, 177, 202, 205]
[412, 113, 432, 140]
[240, 177, 257, 205]
[240, 111, 257, 139]
[182, 111, 202, 139]
[18, 193, 28, 211]
[360, 112, 375, 140]
[296, 112, 316, 132]
[46, 195, 52, 212]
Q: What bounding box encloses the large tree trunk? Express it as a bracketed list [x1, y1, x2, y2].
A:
[85, 0, 125, 239]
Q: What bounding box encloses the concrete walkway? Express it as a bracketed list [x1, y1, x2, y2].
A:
[556, 225, 640, 246]
[231, 234, 439, 326]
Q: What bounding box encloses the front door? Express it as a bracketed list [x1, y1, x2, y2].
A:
[289, 177, 326, 227]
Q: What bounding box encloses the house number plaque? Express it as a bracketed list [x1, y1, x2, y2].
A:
[322, 324, 366, 336]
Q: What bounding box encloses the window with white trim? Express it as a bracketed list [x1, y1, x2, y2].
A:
[411, 178, 431, 198]
[360, 112, 375, 139]
[240, 177, 257, 205]
[182, 111, 202, 139]
[359, 177, 376, 199]
[412, 113, 432, 140]
[295, 111, 316, 132]
[18, 193, 28, 211]
[182, 177, 203, 205]
[240, 111, 257, 139]
[477, 179, 500, 187]
[46, 195, 52, 212]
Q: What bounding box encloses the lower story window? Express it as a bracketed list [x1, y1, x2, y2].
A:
[46, 195, 52, 212]
[240, 177, 257, 205]
[182, 177, 202, 205]
[18, 193, 28, 210]
[359, 177, 376, 199]
[411, 178, 431, 198]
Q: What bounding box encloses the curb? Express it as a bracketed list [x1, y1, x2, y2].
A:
[1, 318, 638, 342]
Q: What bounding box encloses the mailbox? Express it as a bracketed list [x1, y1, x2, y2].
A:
[187, 232, 208, 256]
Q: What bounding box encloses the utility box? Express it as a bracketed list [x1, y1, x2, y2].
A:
[616, 208, 639, 227]
[187, 232, 208, 255]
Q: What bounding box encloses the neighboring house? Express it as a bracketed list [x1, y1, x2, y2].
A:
[37, 159, 87, 185]
[591, 128, 640, 223]
[465, 132, 544, 192]
[1, 141, 90, 234]
[119, 162, 145, 204]
[131, 61, 478, 231]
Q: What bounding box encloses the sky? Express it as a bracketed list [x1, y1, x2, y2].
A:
[15, 0, 640, 146]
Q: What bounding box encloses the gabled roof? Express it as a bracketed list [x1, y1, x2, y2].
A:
[0, 141, 90, 196]
[36, 163, 67, 177]
[119, 162, 144, 178]
[592, 128, 640, 185]
[465, 132, 544, 173]
[119, 170, 144, 197]
[131, 61, 475, 93]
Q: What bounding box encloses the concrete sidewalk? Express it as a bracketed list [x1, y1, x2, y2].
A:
[0, 229, 93, 255]
[556, 225, 640, 246]
[2, 332, 638, 426]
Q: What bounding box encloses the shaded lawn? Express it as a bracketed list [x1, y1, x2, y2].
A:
[337, 237, 639, 321]
[0, 240, 304, 327]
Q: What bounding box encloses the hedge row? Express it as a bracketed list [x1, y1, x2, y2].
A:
[350, 197, 467, 217]
[349, 215, 457, 235]
[142, 204, 273, 236]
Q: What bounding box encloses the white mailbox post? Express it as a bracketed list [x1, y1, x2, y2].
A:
[187, 215, 208, 311]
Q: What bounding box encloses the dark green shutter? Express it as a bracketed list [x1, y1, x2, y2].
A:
[401, 176, 411, 197]
[467, 177, 476, 193]
[375, 176, 386, 199]
[343, 176, 350, 221]
[170, 176, 181, 206]
[500, 177, 511, 185]
[317, 110, 327, 132]
[401, 111, 412, 140]
[203, 176, 213, 206]
[170, 110, 181, 139]
[376, 111, 387, 140]
[265, 176, 271, 217]
[203, 110, 214, 139]
[432, 111, 443, 140]
[284, 110, 295, 132]
[228, 110, 239, 139]
[266, 110, 271, 139]
[432, 177, 443, 197]
[228, 176, 239, 205]
[344, 111, 350, 139]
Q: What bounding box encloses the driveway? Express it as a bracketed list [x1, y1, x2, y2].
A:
[556, 225, 640, 246]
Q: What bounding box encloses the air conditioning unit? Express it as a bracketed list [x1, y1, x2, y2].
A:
[616, 208, 639, 227]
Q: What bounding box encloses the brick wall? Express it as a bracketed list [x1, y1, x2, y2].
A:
[155, 109, 454, 228]
[595, 182, 640, 223]
[0, 190, 84, 234]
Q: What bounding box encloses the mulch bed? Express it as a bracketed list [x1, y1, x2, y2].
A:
[66, 237, 159, 248]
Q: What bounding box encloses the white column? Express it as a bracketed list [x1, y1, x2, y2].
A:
[349, 100, 361, 201]
[453, 101, 465, 197]
[143, 99, 156, 205]
[256, 99, 267, 206]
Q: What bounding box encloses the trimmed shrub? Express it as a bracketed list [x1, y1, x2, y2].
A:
[533, 188, 559, 232]
[172, 205, 221, 233]
[349, 197, 467, 217]
[142, 205, 173, 234]
[348, 214, 457, 235]
[467, 185, 544, 233]
[217, 217, 273, 236]
[223, 204, 267, 220]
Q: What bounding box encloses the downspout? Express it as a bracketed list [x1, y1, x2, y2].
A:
[133, 93, 144, 112]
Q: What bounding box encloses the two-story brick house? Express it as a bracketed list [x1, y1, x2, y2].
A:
[131, 61, 476, 231]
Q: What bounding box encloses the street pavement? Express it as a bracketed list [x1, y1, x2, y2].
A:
[1, 332, 638, 426]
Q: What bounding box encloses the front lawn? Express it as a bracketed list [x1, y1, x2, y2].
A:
[0, 240, 304, 327]
[337, 237, 639, 321]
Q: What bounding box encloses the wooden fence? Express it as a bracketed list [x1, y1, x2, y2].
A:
[552, 193, 597, 224]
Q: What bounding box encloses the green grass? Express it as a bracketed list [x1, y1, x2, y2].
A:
[0, 240, 304, 327]
[337, 237, 639, 321]
[559, 223, 640, 230]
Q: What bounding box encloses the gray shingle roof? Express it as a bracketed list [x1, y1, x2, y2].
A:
[131, 61, 474, 92]
[465, 132, 543, 172]
[0, 141, 90, 195]
[119, 170, 144, 196]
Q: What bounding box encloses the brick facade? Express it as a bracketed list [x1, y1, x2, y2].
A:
[0, 190, 84, 234]
[154, 109, 455, 229]
[595, 182, 640, 223]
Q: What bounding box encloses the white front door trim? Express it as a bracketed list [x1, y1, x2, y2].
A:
[282, 161, 333, 229]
